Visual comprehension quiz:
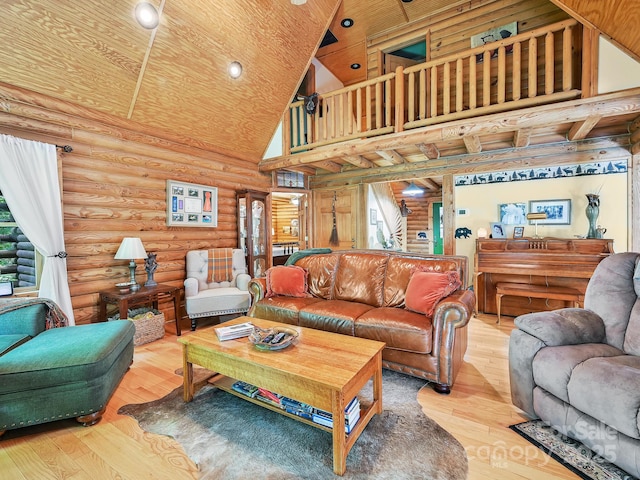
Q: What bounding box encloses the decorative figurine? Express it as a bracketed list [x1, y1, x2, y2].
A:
[144, 253, 158, 287]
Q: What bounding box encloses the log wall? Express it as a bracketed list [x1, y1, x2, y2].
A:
[0, 84, 271, 325]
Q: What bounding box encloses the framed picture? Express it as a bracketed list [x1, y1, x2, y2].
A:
[529, 199, 571, 225]
[490, 222, 506, 238]
[166, 180, 218, 227]
[513, 226, 525, 238]
[498, 203, 527, 225]
[370, 209, 377, 225]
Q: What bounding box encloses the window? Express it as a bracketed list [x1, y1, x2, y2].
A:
[0, 191, 41, 291]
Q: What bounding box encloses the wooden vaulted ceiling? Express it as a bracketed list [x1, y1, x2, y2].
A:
[1, 0, 638, 171]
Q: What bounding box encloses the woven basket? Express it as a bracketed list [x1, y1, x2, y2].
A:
[109, 308, 165, 346]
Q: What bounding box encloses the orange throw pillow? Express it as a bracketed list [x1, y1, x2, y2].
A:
[265, 265, 310, 298]
[405, 270, 462, 317]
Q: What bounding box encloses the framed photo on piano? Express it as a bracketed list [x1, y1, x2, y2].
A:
[513, 226, 525, 238]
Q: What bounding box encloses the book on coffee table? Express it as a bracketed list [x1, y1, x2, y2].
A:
[214, 322, 254, 341]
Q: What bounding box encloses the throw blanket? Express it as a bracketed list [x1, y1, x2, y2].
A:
[0, 297, 69, 329]
[285, 248, 332, 266]
[208, 248, 234, 283]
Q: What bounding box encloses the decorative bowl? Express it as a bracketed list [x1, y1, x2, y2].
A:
[249, 326, 298, 351]
[115, 282, 134, 293]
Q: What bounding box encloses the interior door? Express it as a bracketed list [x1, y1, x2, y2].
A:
[313, 187, 360, 249]
[432, 202, 443, 254]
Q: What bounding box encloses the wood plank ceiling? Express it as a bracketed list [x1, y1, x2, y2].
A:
[1, 0, 638, 175]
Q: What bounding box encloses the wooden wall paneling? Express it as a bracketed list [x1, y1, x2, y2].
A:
[0, 87, 270, 325]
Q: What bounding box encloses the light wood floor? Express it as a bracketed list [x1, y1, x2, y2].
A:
[0, 315, 579, 479]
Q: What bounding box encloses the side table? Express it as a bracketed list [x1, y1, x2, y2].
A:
[98, 284, 183, 336]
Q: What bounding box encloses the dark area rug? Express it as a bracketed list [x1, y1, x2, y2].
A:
[510, 420, 637, 480]
[119, 370, 468, 479]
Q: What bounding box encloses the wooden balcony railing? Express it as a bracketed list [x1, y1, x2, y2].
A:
[285, 19, 582, 154]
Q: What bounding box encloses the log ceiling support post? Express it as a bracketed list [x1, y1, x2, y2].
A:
[442, 174, 455, 255]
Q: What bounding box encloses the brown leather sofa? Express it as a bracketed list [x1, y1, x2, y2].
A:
[248, 249, 475, 393]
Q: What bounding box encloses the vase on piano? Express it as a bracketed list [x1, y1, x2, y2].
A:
[585, 193, 600, 239]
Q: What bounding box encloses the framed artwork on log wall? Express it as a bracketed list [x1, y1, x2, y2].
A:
[166, 180, 218, 227]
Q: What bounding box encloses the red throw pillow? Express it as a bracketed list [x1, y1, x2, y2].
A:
[405, 270, 462, 317]
[265, 265, 310, 298]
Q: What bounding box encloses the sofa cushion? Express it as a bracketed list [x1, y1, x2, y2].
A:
[584, 252, 638, 350]
[568, 355, 640, 440]
[332, 253, 388, 307]
[0, 334, 30, 356]
[0, 320, 135, 395]
[405, 270, 461, 317]
[0, 303, 47, 337]
[532, 343, 623, 403]
[252, 296, 323, 326]
[383, 256, 464, 307]
[299, 300, 374, 336]
[266, 265, 309, 298]
[295, 253, 339, 299]
[355, 307, 432, 354]
[185, 287, 250, 317]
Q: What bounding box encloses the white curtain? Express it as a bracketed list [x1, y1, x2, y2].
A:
[0, 135, 75, 324]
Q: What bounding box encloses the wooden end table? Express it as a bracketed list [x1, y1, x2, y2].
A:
[98, 283, 182, 336]
[178, 316, 384, 475]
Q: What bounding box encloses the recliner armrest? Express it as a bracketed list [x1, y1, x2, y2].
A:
[184, 277, 199, 298]
[515, 308, 606, 346]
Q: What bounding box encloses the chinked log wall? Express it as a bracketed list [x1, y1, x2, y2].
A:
[0, 83, 271, 325]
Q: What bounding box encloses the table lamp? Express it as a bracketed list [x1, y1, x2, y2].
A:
[526, 212, 547, 239]
[114, 237, 147, 291]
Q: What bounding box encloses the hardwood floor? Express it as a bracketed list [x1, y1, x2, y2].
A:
[0, 315, 579, 479]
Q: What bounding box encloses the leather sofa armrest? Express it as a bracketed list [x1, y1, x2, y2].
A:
[433, 288, 474, 327]
[236, 273, 251, 291]
[184, 278, 199, 298]
[248, 278, 267, 304]
[514, 308, 606, 346]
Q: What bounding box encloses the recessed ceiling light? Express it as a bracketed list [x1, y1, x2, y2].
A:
[228, 61, 243, 79]
[135, 2, 159, 29]
[401, 0, 413, 3]
[350, 63, 361, 69]
[340, 18, 354, 28]
[291, 0, 307, 4]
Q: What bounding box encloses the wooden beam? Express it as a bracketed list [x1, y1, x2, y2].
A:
[513, 128, 531, 148]
[567, 115, 602, 140]
[415, 178, 441, 191]
[312, 160, 342, 173]
[463, 135, 482, 154]
[376, 149, 405, 165]
[309, 137, 630, 188]
[416, 143, 440, 159]
[258, 88, 640, 172]
[342, 155, 375, 169]
[442, 175, 454, 256]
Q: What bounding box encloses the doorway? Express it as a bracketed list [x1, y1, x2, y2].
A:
[432, 202, 443, 254]
[271, 192, 308, 265]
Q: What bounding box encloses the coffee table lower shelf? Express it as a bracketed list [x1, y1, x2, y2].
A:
[213, 375, 378, 439]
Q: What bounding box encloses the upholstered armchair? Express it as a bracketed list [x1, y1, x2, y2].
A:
[509, 252, 640, 477]
[184, 248, 251, 330]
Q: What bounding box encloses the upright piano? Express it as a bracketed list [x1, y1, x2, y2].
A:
[474, 237, 614, 317]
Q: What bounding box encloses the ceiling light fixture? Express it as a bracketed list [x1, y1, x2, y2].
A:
[291, 0, 307, 4]
[228, 61, 243, 79]
[402, 182, 424, 196]
[350, 63, 361, 69]
[135, 2, 159, 29]
[401, 0, 414, 3]
[340, 18, 354, 28]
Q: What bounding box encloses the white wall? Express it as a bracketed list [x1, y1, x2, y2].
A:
[598, 37, 640, 93]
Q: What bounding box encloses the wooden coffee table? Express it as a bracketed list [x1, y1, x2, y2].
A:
[177, 316, 385, 476]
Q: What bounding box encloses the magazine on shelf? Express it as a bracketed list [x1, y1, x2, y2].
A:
[214, 322, 254, 341]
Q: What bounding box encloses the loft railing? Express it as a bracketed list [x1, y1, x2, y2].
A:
[285, 19, 581, 154]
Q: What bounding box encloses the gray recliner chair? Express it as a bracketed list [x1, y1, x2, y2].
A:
[509, 252, 640, 477]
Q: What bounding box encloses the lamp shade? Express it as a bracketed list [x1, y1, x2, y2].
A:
[402, 181, 424, 196]
[114, 237, 147, 260]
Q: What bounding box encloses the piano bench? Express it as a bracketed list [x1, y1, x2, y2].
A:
[495, 282, 584, 324]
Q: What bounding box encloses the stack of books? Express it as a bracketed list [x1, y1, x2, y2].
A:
[230, 380, 361, 432]
[214, 322, 254, 341]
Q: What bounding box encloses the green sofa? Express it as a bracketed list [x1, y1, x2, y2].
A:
[0, 302, 135, 436]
